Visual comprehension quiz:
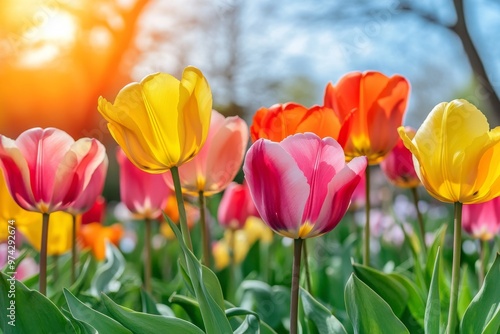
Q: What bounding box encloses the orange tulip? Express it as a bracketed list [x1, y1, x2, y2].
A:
[79, 223, 124, 261]
[250, 103, 341, 142]
[324, 71, 410, 164]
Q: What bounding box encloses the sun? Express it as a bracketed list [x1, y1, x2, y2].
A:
[2, 1, 79, 67]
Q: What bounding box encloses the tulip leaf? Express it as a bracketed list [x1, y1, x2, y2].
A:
[300, 287, 347, 334]
[140, 289, 161, 315]
[101, 293, 204, 334]
[352, 263, 408, 317]
[225, 307, 278, 334]
[345, 273, 409, 334]
[457, 265, 473, 320]
[388, 273, 426, 327]
[426, 224, 447, 284]
[0, 272, 74, 334]
[169, 293, 205, 329]
[237, 280, 291, 329]
[461, 254, 500, 334]
[62, 308, 98, 334]
[233, 313, 260, 334]
[64, 288, 132, 334]
[164, 214, 232, 334]
[90, 242, 125, 296]
[425, 247, 442, 334]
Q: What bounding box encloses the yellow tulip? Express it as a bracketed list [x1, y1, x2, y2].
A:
[399, 99, 500, 204]
[0, 171, 40, 242]
[18, 211, 75, 256]
[98, 66, 213, 173]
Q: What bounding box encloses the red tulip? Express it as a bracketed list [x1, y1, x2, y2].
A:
[0, 127, 107, 213]
[165, 110, 249, 196]
[81, 196, 106, 225]
[462, 197, 500, 241]
[116, 148, 171, 219]
[380, 126, 420, 188]
[243, 133, 367, 239]
[218, 182, 259, 230]
[324, 71, 410, 164]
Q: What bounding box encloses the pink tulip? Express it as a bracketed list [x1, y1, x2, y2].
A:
[218, 182, 259, 230]
[243, 133, 367, 239]
[380, 126, 419, 188]
[117, 148, 171, 219]
[462, 197, 500, 241]
[166, 110, 249, 196]
[0, 128, 108, 213]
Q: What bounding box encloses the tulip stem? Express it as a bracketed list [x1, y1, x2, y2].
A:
[478, 239, 488, 287]
[170, 166, 193, 251]
[144, 217, 152, 293]
[363, 166, 371, 266]
[40, 213, 50, 295]
[228, 228, 236, 303]
[53, 255, 59, 284]
[290, 238, 303, 334]
[411, 187, 427, 255]
[447, 202, 463, 334]
[198, 190, 211, 267]
[302, 239, 312, 293]
[71, 214, 77, 284]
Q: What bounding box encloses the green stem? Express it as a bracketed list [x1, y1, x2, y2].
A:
[144, 217, 152, 293]
[198, 190, 211, 267]
[71, 214, 77, 284]
[302, 239, 312, 293]
[228, 228, 236, 302]
[411, 187, 427, 255]
[363, 166, 371, 266]
[40, 213, 50, 295]
[170, 166, 193, 251]
[447, 202, 462, 334]
[478, 239, 488, 287]
[290, 238, 303, 334]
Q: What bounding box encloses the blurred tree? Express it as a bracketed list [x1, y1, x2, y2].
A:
[0, 0, 151, 139]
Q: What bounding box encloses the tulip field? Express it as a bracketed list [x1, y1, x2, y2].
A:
[1, 68, 500, 334]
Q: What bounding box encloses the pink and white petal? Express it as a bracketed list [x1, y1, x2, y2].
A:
[312, 156, 367, 236]
[244, 139, 309, 236]
[16, 128, 74, 205]
[69, 154, 108, 213]
[0, 138, 36, 211]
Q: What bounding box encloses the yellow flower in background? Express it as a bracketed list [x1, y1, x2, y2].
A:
[0, 171, 39, 242]
[399, 99, 500, 204]
[18, 211, 76, 256]
[98, 66, 212, 173]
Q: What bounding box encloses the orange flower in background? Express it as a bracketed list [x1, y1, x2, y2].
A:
[250, 103, 341, 142]
[79, 223, 124, 261]
[324, 71, 410, 164]
[160, 195, 200, 240]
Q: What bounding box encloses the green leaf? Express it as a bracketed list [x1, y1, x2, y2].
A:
[62, 307, 99, 334]
[461, 254, 500, 334]
[64, 288, 132, 334]
[165, 214, 232, 334]
[300, 288, 347, 334]
[426, 225, 447, 284]
[140, 289, 161, 315]
[101, 293, 204, 334]
[345, 274, 409, 334]
[91, 242, 125, 296]
[425, 247, 442, 334]
[237, 280, 290, 329]
[353, 263, 408, 317]
[169, 293, 205, 329]
[0, 272, 73, 334]
[233, 313, 260, 334]
[388, 273, 426, 327]
[457, 265, 473, 320]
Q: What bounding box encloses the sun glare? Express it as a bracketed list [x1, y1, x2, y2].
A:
[15, 6, 78, 67]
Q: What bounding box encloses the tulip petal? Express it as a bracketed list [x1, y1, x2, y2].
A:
[280, 133, 346, 223]
[204, 116, 248, 195]
[244, 139, 309, 236]
[177, 66, 213, 164]
[312, 156, 367, 237]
